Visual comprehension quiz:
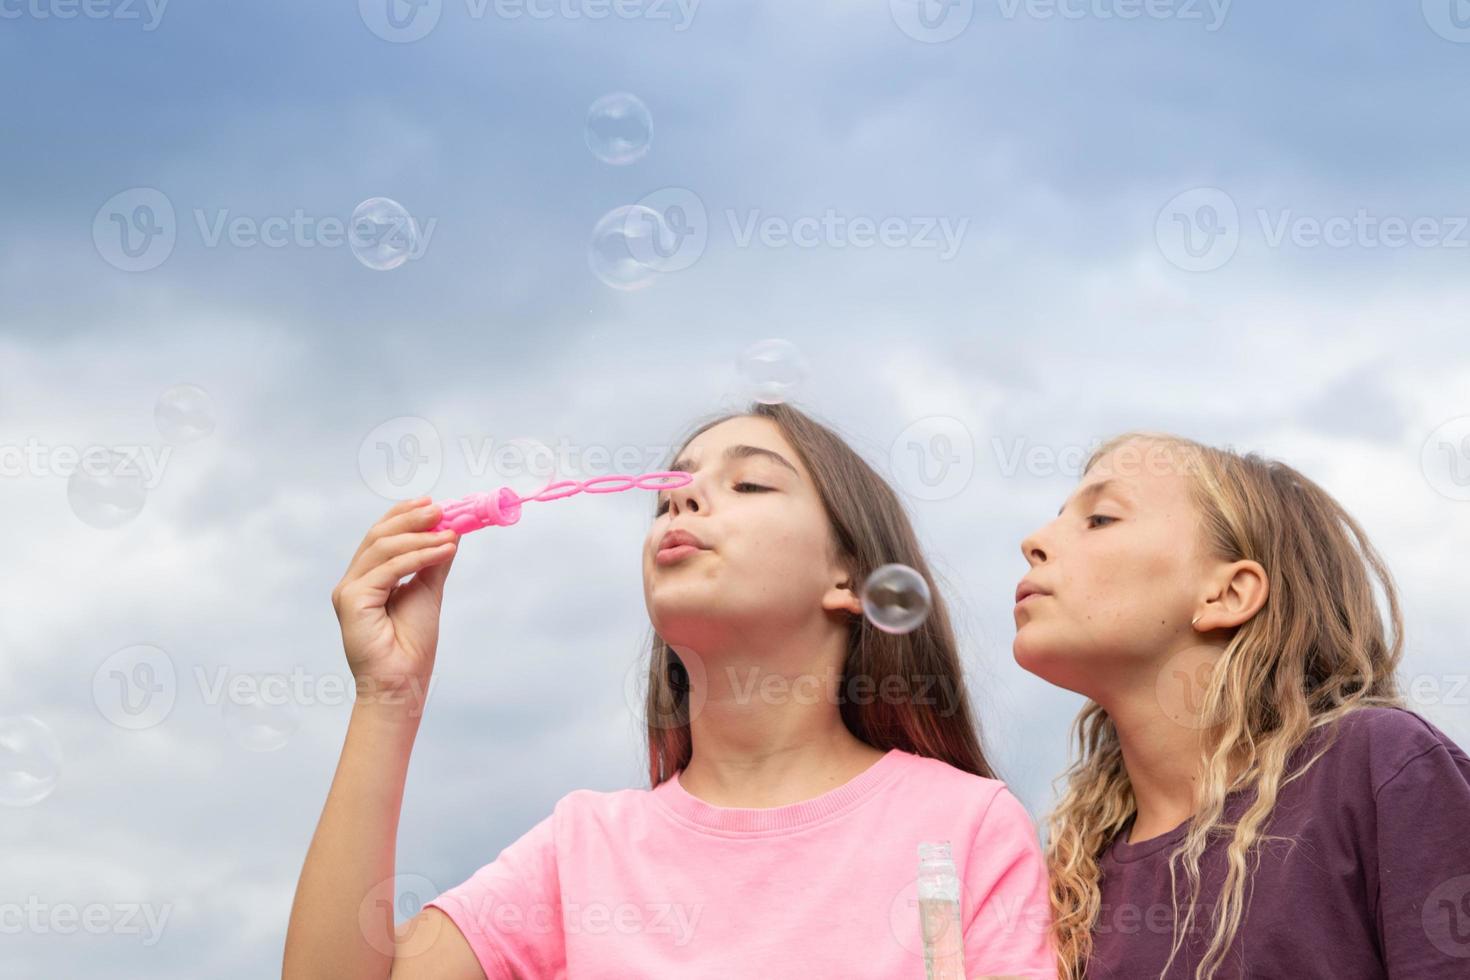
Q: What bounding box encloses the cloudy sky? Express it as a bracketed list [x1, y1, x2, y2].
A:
[3, 1, 1470, 975]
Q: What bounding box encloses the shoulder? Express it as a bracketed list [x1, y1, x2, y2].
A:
[548, 783, 656, 825]
[893, 750, 1039, 826]
[1298, 706, 1468, 793]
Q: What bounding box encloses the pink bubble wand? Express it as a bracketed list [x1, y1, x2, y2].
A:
[429, 470, 693, 535]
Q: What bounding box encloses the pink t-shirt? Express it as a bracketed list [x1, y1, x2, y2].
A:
[424, 747, 1058, 978]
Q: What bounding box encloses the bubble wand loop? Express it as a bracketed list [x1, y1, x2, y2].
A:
[429, 470, 693, 535]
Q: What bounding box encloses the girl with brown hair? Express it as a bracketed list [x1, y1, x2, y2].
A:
[285, 402, 1057, 979]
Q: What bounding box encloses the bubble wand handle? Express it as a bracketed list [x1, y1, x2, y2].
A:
[429, 470, 693, 535]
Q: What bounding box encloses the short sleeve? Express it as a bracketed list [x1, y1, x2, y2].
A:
[424, 812, 567, 980]
[1373, 737, 1470, 975]
[962, 788, 1059, 979]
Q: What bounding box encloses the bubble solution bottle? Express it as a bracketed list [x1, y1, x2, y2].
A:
[917, 840, 966, 980]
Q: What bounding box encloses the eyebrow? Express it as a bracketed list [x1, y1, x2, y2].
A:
[667, 446, 805, 499]
[1057, 478, 1128, 517]
[669, 443, 800, 477]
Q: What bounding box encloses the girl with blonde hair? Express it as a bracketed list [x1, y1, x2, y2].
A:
[1015, 431, 1470, 979]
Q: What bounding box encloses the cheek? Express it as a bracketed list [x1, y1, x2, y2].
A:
[1070, 536, 1191, 629]
[741, 518, 831, 583]
[1063, 542, 1151, 622]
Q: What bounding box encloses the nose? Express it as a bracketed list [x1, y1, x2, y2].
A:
[666, 475, 705, 516]
[1019, 524, 1049, 567]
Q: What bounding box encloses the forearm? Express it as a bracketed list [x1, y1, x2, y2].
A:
[282, 699, 423, 980]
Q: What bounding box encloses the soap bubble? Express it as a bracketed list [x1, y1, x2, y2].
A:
[155, 383, 215, 444]
[350, 197, 419, 271]
[861, 563, 932, 635]
[737, 339, 809, 404]
[586, 92, 652, 165]
[223, 677, 302, 751]
[589, 204, 669, 290]
[0, 715, 63, 807]
[68, 448, 147, 528]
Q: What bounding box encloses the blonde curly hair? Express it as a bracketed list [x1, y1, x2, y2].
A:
[1044, 432, 1405, 979]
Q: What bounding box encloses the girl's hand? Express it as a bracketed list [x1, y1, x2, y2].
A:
[331, 497, 459, 710]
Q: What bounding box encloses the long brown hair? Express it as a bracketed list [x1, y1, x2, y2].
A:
[1044, 432, 1406, 979]
[639, 401, 995, 788]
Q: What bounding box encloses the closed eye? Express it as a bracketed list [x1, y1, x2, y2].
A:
[655, 481, 771, 515]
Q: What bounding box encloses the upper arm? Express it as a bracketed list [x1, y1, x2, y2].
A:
[1373, 740, 1470, 974]
[388, 906, 489, 980]
[416, 811, 566, 978]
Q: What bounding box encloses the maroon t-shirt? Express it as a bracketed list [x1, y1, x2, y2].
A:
[1088, 706, 1470, 979]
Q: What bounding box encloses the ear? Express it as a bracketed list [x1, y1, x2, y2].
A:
[1192, 559, 1269, 632]
[822, 566, 865, 617]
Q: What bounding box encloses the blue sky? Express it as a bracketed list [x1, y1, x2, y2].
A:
[3, 1, 1470, 975]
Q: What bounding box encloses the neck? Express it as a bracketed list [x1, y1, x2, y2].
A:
[1104, 688, 1209, 842]
[670, 623, 884, 808]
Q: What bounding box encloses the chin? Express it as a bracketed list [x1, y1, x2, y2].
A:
[646, 597, 700, 639]
[1012, 629, 1047, 675]
[645, 580, 721, 634]
[1013, 627, 1078, 689]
